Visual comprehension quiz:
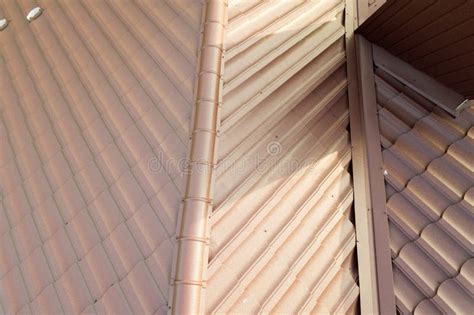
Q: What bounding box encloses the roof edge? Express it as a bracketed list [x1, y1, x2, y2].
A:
[356, 34, 396, 315]
[168, 1, 227, 314]
[372, 44, 468, 117]
[345, 3, 396, 310]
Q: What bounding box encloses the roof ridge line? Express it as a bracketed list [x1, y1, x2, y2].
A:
[167, 1, 227, 314]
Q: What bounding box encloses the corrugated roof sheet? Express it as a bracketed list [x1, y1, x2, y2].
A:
[375, 66, 474, 314]
[0, 0, 202, 313]
[206, 1, 359, 313]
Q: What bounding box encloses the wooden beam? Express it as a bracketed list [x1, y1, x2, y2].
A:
[345, 4, 396, 310]
[372, 44, 468, 116]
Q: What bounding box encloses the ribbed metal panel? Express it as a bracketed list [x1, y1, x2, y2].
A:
[206, 1, 359, 313]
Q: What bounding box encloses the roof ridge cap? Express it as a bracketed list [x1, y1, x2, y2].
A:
[168, 1, 227, 314]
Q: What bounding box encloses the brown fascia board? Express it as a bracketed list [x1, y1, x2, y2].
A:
[168, 0, 226, 314]
[345, 5, 396, 311]
[372, 44, 469, 117]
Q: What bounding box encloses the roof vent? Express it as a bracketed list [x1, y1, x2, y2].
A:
[0, 18, 8, 31]
[26, 7, 43, 22]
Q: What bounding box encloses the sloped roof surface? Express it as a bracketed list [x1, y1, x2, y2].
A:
[206, 0, 359, 313]
[6, 0, 472, 314]
[0, 0, 201, 313]
[375, 66, 474, 314]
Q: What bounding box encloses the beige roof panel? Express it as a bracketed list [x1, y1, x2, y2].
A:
[0, 0, 202, 313]
[207, 0, 359, 313]
[3, 0, 472, 314]
[375, 65, 474, 314]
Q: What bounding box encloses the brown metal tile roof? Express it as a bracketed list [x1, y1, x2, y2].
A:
[375, 66, 474, 314]
[2, 0, 471, 313]
[0, 0, 202, 313]
[206, 0, 359, 313]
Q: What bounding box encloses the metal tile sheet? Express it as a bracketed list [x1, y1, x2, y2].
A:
[206, 1, 359, 313]
[375, 67, 474, 314]
[0, 0, 202, 313]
